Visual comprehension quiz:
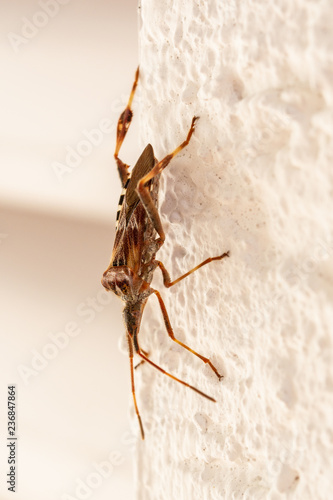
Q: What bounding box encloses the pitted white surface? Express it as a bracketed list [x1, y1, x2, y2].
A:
[133, 1, 333, 498]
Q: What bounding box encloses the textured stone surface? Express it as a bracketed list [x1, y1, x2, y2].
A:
[134, 1, 333, 498]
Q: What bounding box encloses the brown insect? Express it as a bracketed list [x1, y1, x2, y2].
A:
[102, 67, 229, 439]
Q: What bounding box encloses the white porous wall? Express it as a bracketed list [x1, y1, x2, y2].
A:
[134, 1, 333, 499]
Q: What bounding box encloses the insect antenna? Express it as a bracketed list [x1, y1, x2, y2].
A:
[128, 334, 145, 439]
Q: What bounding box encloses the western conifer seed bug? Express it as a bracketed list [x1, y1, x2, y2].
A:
[102, 67, 229, 439]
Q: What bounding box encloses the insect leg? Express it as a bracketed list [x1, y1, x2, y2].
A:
[134, 348, 149, 370]
[114, 67, 139, 187]
[156, 252, 229, 288]
[134, 346, 216, 402]
[136, 116, 199, 241]
[152, 289, 223, 380]
[128, 333, 145, 439]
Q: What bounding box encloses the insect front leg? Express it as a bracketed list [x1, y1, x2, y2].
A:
[114, 67, 139, 187]
[136, 116, 199, 242]
[152, 289, 224, 380]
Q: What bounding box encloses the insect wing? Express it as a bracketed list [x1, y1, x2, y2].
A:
[110, 143, 156, 268]
[125, 143, 155, 225]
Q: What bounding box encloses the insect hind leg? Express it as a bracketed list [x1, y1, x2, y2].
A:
[136, 116, 198, 242]
[134, 346, 216, 402]
[153, 289, 223, 380]
[134, 348, 149, 370]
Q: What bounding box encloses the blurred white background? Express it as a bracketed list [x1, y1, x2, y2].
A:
[1, 0, 140, 220]
[0, 1, 140, 499]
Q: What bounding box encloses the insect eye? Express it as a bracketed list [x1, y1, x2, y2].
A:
[117, 279, 129, 293]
